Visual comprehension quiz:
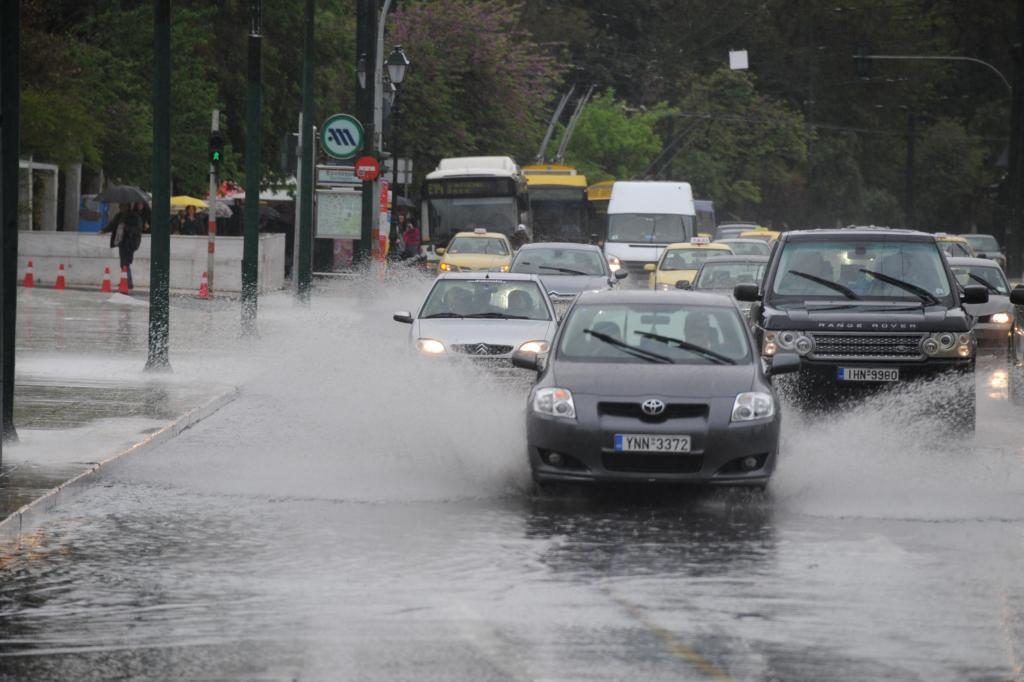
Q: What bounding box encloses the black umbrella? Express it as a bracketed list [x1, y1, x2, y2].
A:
[259, 205, 281, 221]
[96, 185, 150, 206]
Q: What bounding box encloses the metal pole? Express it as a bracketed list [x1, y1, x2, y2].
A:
[291, 112, 301, 290]
[241, 1, 262, 335]
[1008, 1, 1024, 277]
[207, 110, 219, 294]
[357, 0, 376, 262]
[369, 0, 394, 246]
[390, 90, 400, 251]
[296, 0, 315, 301]
[863, 55, 1012, 94]
[146, 0, 171, 371]
[0, 0, 19, 445]
[905, 112, 915, 230]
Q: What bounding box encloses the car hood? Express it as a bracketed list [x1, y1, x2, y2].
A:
[764, 304, 971, 332]
[964, 295, 1010, 317]
[549, 361, 756, 399]
[538, 274, 611, 295]
[416, 318, 555, 346]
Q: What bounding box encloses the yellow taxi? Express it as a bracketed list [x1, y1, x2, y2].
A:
[435, 229, 513, 273]
[644, 237, 734, 290]
[738, 228, 781, 244]
[935, 233, 977, 259]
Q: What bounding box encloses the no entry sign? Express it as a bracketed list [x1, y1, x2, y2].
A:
[355, 156, 381, 181]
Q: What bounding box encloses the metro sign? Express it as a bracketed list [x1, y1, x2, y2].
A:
[321, 114, 364, 160]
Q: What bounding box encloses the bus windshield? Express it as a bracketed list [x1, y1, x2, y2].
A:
[607, 213, 695, 244]
[427, 197, 518, 242]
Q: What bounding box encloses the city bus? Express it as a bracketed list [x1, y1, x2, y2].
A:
[586, 179, 614, 244]
[523, 164, 589, 243]
[420, 156, 529, 250]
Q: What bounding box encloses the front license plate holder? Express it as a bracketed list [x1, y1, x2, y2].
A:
[837, 367, 900, 382]
[614, 433, 691, 453]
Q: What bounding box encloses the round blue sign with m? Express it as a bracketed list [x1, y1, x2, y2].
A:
[321, 114, 364, 160]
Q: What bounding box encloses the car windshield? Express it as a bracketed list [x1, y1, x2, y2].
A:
[951, 265, 1009, 295]
[940, 241, 972, 258]
[771, 240, 952, 304]
[420, 279, 551, 320]
[720, 240, 769, 256]
[447, 236, 509, 256]
[963, 234, 1001, 252]
[694, 262, 766, 290]
[715, 226, 753, 240]
[661, 248, 731, 270]
[511, 247, 606, 276]
[608, 213, 695, 243]
[558, 303, 751, 364]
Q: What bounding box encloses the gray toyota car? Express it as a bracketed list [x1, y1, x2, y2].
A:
[512, 289, 800, 489]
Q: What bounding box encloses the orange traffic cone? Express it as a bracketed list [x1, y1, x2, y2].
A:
[197, 271, 209, 300]
[22, 260, 34, 288]
[54, 263, 67, 290]
[118, 266, 130, 294]
[100, 266, 112, 293]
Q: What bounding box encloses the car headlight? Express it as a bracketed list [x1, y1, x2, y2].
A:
[415, 338, 446, 354]
[438, 262, 453, 272]
[607, 255, 622, 273]
[992, 312, 1011, 325]
[764, 331, 813, 356]
[920, 331, 974, 358]
[657, 283, 673, 291]
[732, 392, 775, 422]
[518, 340, 549, 353]
[532, 387, 576, 419]
[500, 264, 510, 272]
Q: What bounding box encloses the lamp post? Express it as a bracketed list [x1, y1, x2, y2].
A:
[386, 45, 409, 254]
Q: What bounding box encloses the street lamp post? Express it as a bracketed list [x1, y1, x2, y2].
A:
[386, 46, 409, 254]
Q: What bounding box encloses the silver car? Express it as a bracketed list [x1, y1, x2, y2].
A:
[513, 289, 800, 489]
[393, 273, 558, 362]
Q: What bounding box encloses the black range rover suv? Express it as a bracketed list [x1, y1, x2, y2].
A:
[734, 227, 989, 430]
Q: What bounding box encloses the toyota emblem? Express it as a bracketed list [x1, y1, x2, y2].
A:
[641, 399, 666, 416]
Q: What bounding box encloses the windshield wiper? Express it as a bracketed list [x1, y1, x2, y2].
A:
[423, 312, 465, 319]
[464, 312, 530, 319]
[788, 270, 861, 300]
[967, 272, 1001, 294]
[584, 328, 673, 364]
[859, 269, 939, 306]
[538, 265, 588, 275]
[633, 331, 737, 365]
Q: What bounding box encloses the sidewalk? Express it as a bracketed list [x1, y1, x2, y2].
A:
[0, 288, 241, 547]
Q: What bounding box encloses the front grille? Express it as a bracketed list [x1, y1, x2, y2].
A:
[598, 402, 709, 421]
[451, 343, 513, 356]
[809, 333, 925, 360]
[602, 453, 703, 474]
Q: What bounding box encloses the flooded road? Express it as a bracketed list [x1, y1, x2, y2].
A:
[2, 278, 1024, 681]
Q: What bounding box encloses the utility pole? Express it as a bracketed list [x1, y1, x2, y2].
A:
[146, 0, 171, 371]
[241, 0, 262, 335]
[1008, 0, 1024, 277]
[905, 111, 915, 230]
[296, 0, 315, 301]
[357, 0, 376, 262]
[0, 0, 19, 448]
[207, 111, 221, 293]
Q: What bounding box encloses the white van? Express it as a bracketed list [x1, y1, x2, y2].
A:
[604, 181, 696, 282]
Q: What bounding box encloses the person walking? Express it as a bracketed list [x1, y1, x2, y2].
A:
[101, 203, 143, 290]
[400, 215, 421, 259]
[181, 205, 203, 236]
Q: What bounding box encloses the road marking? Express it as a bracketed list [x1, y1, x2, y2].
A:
[602, 586, 735, 682]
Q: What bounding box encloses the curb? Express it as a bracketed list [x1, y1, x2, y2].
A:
[0, 386, 239, 549]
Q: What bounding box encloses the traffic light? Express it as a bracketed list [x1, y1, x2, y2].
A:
[208, 130, 226, 165]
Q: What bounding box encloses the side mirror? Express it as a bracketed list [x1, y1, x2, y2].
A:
[643, 263, 656, 272]
[734, 283, 760, 302]
[675, 280, 691, 290]
[977, 253, 990, 259]
[961, 285, 989, 305]
[511, 349, 540, 371]
[393, 311, 414, 324]
[434, 247, 446, 256]
[1011, 286, 1024, 305]
[768, 352, 801, 376]
[614, 269, 629, 280]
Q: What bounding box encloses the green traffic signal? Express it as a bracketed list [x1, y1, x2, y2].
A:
[209, 130, 226, 164]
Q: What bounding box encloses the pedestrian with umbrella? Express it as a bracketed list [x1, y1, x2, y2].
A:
[100, 203, 143, 290]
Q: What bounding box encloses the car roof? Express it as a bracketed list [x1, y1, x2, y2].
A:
[779, 227, 936, 241]
[697, 255, 769, 265]
[664, 241, 733, 250]
[575, 289, 737, 307]
[515, 242, 602, 253]
[934, 233, 968, 242]
[452, 230, 509, 240]
[436, 272, 542, 282]
[715, 238, 767, 244]
[946, 256, 1004, 268]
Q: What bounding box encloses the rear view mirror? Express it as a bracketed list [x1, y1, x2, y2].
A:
[768, 352, 801, 376]
[1011, 286, 1024, 305]
[614, 270, 629, 280]
[511, 350, 540, 371]
[675, 280, 691, 290]
[734, 283, 760, 302]
[643, 263, 656, 272]
[393, 311, 414, 324]
[961, 285, 989, 305]
[434, 247, 446, 256]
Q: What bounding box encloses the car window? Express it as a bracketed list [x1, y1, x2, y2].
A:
[511, 248, 606, 276]
[448, 237, 509, 256]
[963, 235, 1000, 252]
[771, 240, 952, 302]
[720, 240, 769, 256]
[941, 242, 971, 258]
[951, 265, 1009, 295]
[661, 249, 730, 270]
[694, 262, 766, 290]
[558, 303, 751, 364]
[420, 280, 551, 320]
